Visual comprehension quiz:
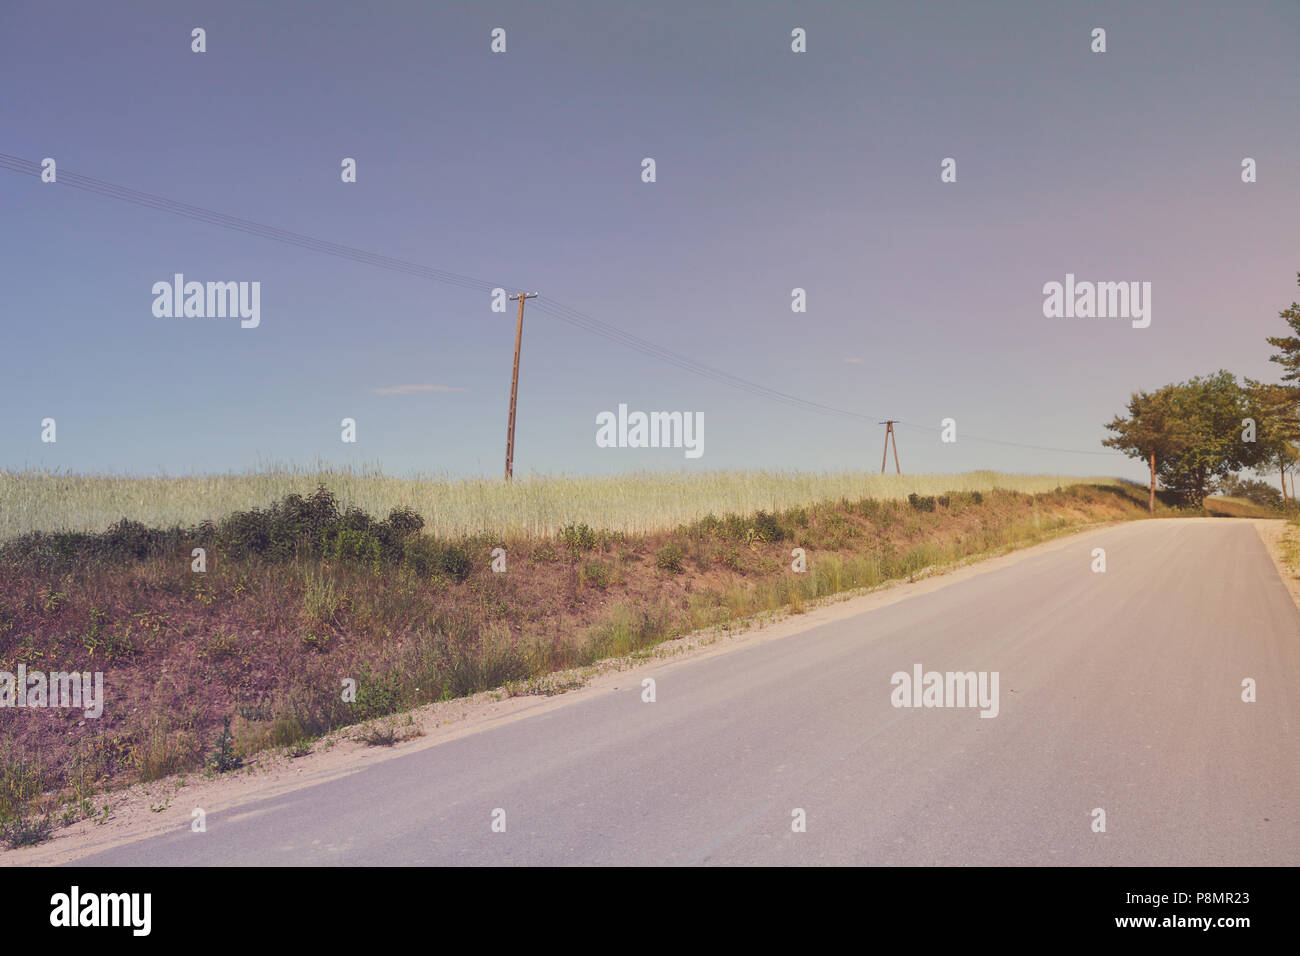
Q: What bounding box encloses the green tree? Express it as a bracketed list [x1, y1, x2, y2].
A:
[1265, 272, 1300, 384]
[1105, 372, 1263, 507]
[1244, 380, 1300, 501]
[1255, 273, 1300, 499]
[1102, 386, 1179, 513]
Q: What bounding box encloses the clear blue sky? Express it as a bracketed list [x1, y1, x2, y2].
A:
[2, 0, 1297, 481]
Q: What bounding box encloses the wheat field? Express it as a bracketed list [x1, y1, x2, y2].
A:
[0, 467, 1120, 540]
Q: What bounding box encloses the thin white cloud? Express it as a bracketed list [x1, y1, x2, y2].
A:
[371, 384, 468, 395]
[843, 357, 863, 364]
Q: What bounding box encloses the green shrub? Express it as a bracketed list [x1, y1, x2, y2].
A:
[655, 543, 685, 573]
[385, 505, 424, 539]
[752, 510, 786, 542]
[580, 561, 612, 588]
[208, 717, 243, 773]
[434, 542, 473, 582]
[853, 498, 881, 519]
[338, 505, 372, 532]
[404, 538, 473, 583]
[99, 519, 166, 560]
[559, 523, 599, 553]
[327, 527, 382, 569]
[349, 665, 404, 720]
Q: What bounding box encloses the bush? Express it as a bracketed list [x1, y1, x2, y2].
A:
[374, 506, 425, 561]
[338, 506, 372, 532]
[655, 543, 685, 574]
[752, 511, 786, 542]
[216, 507, 274, 557]
[219, 485, 340, 559]
[580, 561, 612, 588]
[559, 523, 599, 553]
[0, 521, 189, 571]
[530, 543, 558, 563]
[208, 717, 243, 773]
[702, 513, 752, 542]
[385, 505, 424, 539]
[350, 665, 405, 720]
[853, 498, 881, 519]
[327, 528, 382, 569]
[99, 519, 166, 560]
[405, 537, 473, 583]
[908, 493, 937, 512]
[434, 543, 473, 582]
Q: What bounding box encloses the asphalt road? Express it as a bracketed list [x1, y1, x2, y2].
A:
[78, 519, 1300, 866]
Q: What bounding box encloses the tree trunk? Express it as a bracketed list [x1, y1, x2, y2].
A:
[1148, 453, 1155, 514]
[1283, 465, 1289, 503]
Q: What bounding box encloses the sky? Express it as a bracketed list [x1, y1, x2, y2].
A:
[1, 0, 1297, 482]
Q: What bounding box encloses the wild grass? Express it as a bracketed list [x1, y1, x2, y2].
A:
[0, 466, 1119, 541]
[0, 745, 55, 848]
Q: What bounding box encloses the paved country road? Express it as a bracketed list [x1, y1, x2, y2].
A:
[75, 519, 1300, 866]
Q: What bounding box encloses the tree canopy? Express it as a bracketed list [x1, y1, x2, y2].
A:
[1104, 371, 1264, 505]
[1265, 272, 1300, 384]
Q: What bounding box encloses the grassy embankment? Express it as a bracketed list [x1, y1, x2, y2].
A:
[1202, 496, 1285, 519]
[0, 470, 1166, 845]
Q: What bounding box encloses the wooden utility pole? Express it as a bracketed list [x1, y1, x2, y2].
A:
[879, 420, 901, 474]
[504, 292, 538, 481]
[1149, 452, 1156, 514]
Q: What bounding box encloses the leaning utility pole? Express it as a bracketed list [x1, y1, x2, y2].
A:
[879, 420, 901, 474]
[504, 291, 538, 481]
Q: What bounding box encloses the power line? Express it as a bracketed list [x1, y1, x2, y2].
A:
[0, 153, 871, 422]
[1, 153, 1125, 459]
[894, 420, 1121, 457]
